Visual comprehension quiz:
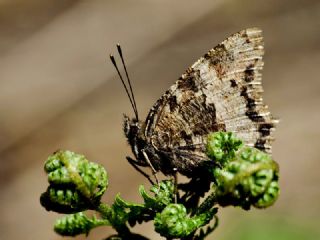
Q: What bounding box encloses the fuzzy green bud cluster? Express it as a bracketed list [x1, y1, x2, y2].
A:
[40, 150, 108, 213]
[206, 132, 243, 164]
[154, 203, 217, 238]
[206, 133, 280, 209]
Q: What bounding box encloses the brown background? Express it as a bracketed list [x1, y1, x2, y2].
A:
[0, 0, 319, 239]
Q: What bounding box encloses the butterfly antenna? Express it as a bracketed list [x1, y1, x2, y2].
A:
[116, 44, 139, 121]
[110, 54, 137, 119]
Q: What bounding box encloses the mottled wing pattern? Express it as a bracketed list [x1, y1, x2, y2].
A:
[144, 28, 277, 173]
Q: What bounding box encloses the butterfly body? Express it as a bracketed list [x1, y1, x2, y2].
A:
[124, 116, 212, 177]
[122, 28, 277, 178]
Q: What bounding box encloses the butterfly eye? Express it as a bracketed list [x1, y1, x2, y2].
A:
[123, 117, 131, 137]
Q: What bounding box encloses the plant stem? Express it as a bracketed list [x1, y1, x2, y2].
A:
[196, 190, 218, 215]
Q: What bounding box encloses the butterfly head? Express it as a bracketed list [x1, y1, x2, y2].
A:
[123, 115, 143, 142]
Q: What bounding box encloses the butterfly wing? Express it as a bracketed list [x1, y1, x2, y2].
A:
[144, 28, 277, 175]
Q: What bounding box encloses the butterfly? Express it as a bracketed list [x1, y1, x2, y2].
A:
[110, 28, 277, 184]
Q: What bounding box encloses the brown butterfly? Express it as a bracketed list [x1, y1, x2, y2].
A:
[110, 28, 277, 184]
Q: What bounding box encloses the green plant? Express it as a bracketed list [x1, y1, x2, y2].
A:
[40, 132, 279, 239]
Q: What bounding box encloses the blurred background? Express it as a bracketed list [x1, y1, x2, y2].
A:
[0, 0, 319, 239]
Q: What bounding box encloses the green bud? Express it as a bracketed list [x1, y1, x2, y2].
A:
[40, 150, 108, 213]
[206, 132, 243, 165]
[154, 203, 217, 238]
[254, 180, 280, 208]
[40, 186, 88, 213]
[213, 146, 279, 209]
[54, 212, 109, 236]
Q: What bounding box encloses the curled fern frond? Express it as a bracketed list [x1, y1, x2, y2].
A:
[54, 212, 109, 236]
[40, 150, 108, 213]
[154, 203, 217, 238]
[40, 186, 89, 213]
[206, 132, 243, 165]
[253, 180, 280, 208]
[213, 146, 279, 209]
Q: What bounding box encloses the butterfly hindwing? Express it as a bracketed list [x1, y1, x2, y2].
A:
[143, 28, 277, 175]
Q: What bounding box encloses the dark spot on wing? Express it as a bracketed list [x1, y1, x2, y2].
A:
[246, 97, 256, 108]
[205, 101, 216, 112]
[244, 64, 255, 82]
[258, 123, 274, 137]
[244, 32, 251, 43]
[254, 139, 266, 151]
[180, 130, 193, 145]
[193, 122, 209, 136]
[168, 95, 178, 112]
[204, 44, 226, 64]
[202, 102, 225, 132]
[205, 44, 235, 78]
[230, 79, 237, 88]
[246, 110, 264, 122]
[177, 72, 198, 92]
[241, 86, 264, 122]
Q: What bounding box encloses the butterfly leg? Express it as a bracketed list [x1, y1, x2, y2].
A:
[172, 151, 180, 203]
[172, 168, 179, 203]
[142, 150, 159, 186]
[126, 156, 155, 185]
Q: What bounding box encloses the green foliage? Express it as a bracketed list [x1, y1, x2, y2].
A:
[54, 212, 109, 236]
[194, 216, 219, 240]
[212, 146, 279, 209]
[40, 186, 89, 213]
[40, 132, 280, 239]
[97, 180, 175, 235]
[40, 150, 108, 213]
[154, 203, 217, 238]
[139, 180, 174, 210]
[206, 132, 243, 165]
